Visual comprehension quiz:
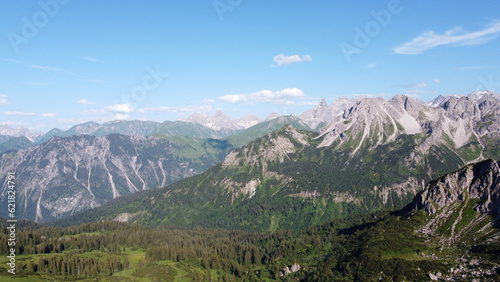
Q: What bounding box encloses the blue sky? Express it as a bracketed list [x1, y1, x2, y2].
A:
[1, 0, 499, 132]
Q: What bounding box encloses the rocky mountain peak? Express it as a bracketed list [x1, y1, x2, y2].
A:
[299, 97, 354, 130]
[469, 90, 500, 102]
[235, 115, 262, 129]
[213, 110, 229, 118]
[69, 121, 102, 135]
[222, 124, 309, 168]
[0, 125, 43, 142]
[428, 94, 464, 108]
[319, 98, 328, 108]
[265, 112, 281, 121]
[184, 111, 261, 130]
[318, 96, 423, 150]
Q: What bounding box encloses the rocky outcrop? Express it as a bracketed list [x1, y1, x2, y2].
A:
[408, 159, 500, 217]
[280, 263, 301, 277]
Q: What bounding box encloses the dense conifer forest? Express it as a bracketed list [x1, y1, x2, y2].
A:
[3, 208, 498, 281]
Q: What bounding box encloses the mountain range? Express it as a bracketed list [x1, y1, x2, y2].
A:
[1, 91, 500, 226]
[49, 91, 500, 230]
[1, 91, 500, 280]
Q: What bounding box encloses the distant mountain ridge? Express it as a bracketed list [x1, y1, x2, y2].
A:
[0, 125, 42, 142]
[182, 110, 263, 131]
[37, 120, 240, 144]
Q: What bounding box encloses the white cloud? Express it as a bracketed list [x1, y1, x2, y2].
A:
[219, 88, 306, 105]
[143, 104, 214, 114]
[5, 111, 35, 116]
[82, 103, 139, 118]
[394, 21, 500, 55]
[434, 79, 442, 84]
[104, 103, 134, 113]
[41, 113, 56, 118]
[111, 113, 129, 120]
[0, 95, 9, 105]
[273, 54, 312, 67]
[77, 99, 95, 105]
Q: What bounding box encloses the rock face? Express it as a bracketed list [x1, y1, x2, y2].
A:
[280, 263, 301, 277]
[0, 134, 232, 223]
[409, 159, 500, 217]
